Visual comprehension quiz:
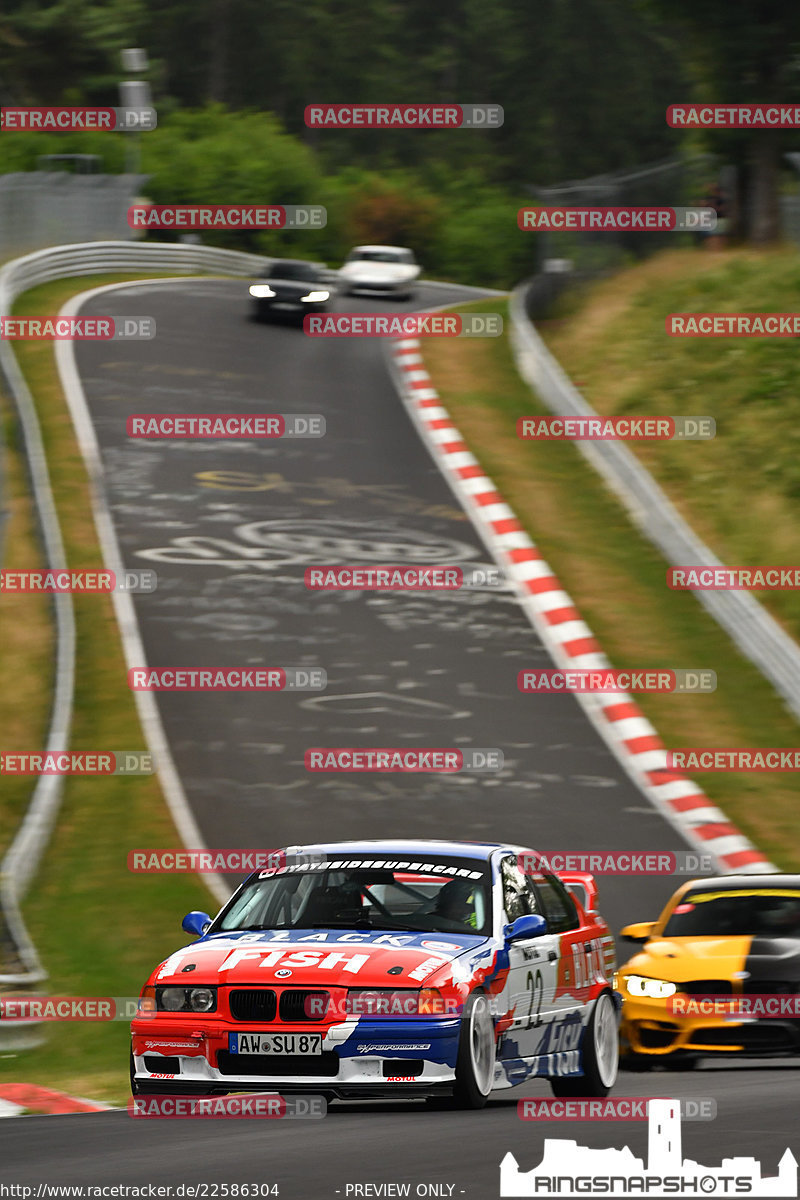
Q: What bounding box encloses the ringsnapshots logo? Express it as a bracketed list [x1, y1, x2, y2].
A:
[128, 668, 326, 692]
[500, 1098, 797, 1197]
[0, 316, 155, 340]
[304, 565, 504, 590]
[304, 104, 503, 129]
[518, 207, 716, 232]
[303, 313, 502, 337]
[304, 748, 503, 773]
[517, 416, 715, 440]
[128, 205, 326, 230]
[127, 414, 324, 438]
[518, 668, 716, 693]
[0, 752, 153, 776]
[1, 106, 156, 131]
[0, 569, 156, 593]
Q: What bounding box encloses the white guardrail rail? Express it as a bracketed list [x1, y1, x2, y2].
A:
[509, 281, 800, 726]
[0, 242, 269, 1048]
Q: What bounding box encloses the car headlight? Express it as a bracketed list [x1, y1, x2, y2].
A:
[188, 987, 216, 1013]
[249, 285, 276, 298]
[300, 291, 330, 303]
[155, 986, 217, 1013]
[624, 974, 676, 999]
[346, 989, 427, 1016]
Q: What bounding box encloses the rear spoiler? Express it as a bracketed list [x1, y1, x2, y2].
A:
[559, 871, 599, 915]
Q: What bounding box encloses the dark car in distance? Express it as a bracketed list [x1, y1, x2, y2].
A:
[249, 260, 332, 324]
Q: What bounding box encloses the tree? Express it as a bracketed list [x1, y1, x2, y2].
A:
[646, 0, 800, 242]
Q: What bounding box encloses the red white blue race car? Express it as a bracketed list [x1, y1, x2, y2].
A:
[131, 840, 619, 1108]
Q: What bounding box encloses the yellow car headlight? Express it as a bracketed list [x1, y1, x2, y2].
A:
[624, 974, 677, 999]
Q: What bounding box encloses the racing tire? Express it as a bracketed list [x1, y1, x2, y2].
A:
[549, 990, 619, 1098]
[450, 990, 496, 1110]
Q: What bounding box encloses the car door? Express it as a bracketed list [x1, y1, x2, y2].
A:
[530, 870, 591, 1065]
[498, 855, 562, 1063]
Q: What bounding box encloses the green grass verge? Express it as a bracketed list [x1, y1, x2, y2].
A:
[541, 246, 800, 640]
[0, 276, 220, 1104]
[423, 295, 800, 871]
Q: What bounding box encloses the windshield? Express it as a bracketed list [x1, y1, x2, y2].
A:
[662, 888, 800, 938]
[347, 249, 411, 263]
[263, 261, 317, 280]
[213, 855, 492, 937]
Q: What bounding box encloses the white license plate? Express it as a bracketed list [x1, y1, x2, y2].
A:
[272, 302, 299, 310]
[231, 1032, 323, 1055]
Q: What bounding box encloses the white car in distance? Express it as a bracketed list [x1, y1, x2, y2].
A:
[338, 245, 421, 300]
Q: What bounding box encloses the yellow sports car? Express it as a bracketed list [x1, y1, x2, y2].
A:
[616, 873, 800, 1068]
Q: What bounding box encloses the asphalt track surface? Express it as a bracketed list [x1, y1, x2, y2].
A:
[1, 280, 796, 1195]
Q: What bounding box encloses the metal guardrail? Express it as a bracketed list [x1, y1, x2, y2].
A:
[0, 241, 269, 1048]
[509, 280, 800, 726]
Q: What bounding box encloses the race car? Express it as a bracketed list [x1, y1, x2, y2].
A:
[130, 840, 619, 1108]
[337, 245, 420, 299]
[616, 873, 800, 1068]
[248, 259, 332, 323]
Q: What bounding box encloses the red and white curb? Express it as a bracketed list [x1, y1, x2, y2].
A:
[386, 337, 775, 875]
[0, 1084, 111, 1116]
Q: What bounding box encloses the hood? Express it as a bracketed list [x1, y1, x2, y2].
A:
[152, 928, 490, 989]
[623, 936, 752, 980]
[339, 261, 417, 282]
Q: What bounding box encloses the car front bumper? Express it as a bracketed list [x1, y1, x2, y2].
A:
[132, 1017, 461, 1096]
[619, 995, 800, 1057]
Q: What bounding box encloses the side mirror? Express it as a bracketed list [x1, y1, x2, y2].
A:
[504, 913, 548, 942]
[620, 921, 656, 944]
[182, 911, 212, 938]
